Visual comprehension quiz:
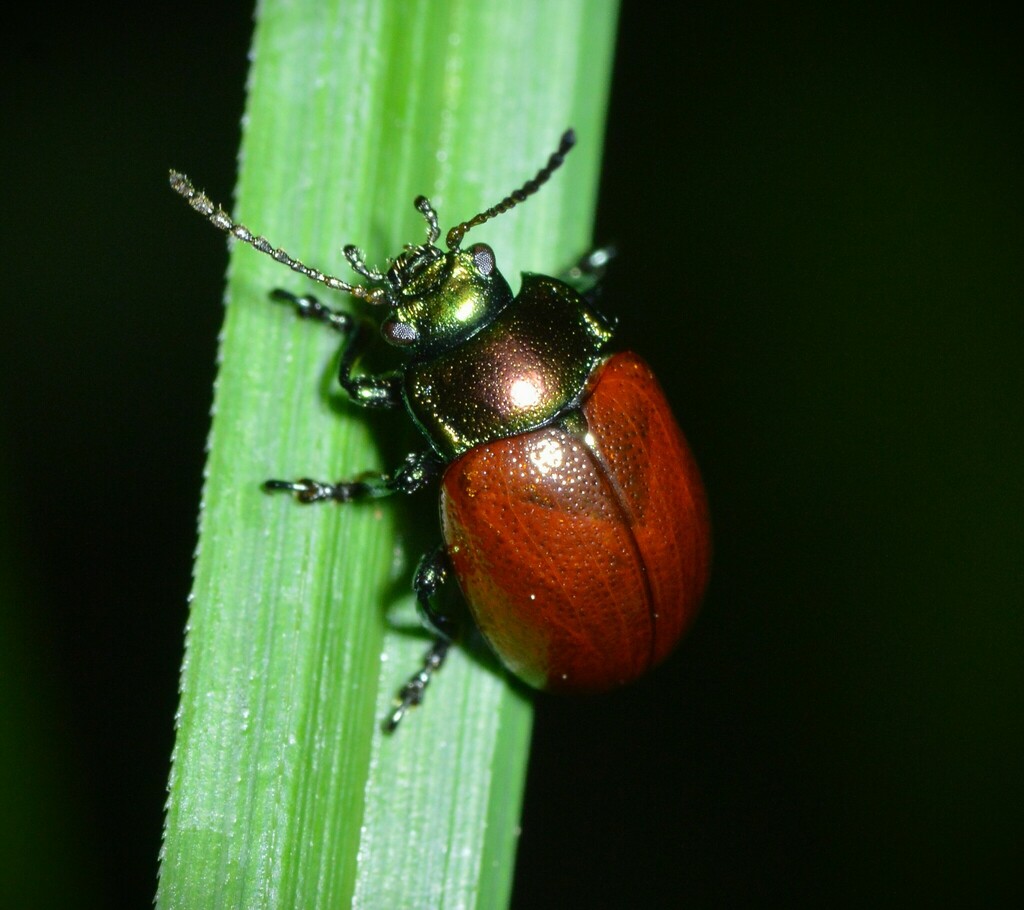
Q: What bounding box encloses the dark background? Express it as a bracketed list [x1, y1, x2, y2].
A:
[3, 3, 1021, 907]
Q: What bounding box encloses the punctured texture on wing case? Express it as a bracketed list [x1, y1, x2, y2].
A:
[440, 352, 710, 692]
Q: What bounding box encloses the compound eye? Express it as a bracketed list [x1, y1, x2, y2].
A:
[382, 318, 419, 346]
[469, 243, 495, 277]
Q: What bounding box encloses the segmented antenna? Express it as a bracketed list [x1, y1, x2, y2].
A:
[168, 171, 383, 302]
[445, 129, 577, 251]
[171, 130, 577, 294]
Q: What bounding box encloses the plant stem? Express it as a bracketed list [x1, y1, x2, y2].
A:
[158, 2, 619, 907]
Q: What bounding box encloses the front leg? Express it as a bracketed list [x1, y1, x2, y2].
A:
[270, 288, 402, 409]
[264, 450, 442, 503]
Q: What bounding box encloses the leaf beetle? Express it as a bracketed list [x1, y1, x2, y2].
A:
[171, 130, 710, 730]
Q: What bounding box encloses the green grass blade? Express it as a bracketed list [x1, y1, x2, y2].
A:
[157, 2, 619, 908]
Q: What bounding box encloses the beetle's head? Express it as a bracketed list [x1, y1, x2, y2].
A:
[345, 124, 572, 356]
[373, 202, 514, 357]
[168, 130, 575, 359]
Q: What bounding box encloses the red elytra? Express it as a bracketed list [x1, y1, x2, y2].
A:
[441, 351, 710, 692]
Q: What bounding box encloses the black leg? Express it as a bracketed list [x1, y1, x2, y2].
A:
[413, 544, 460, 638]
[264, 451, 442, 503]
[270, 288, 403, 409]
[382, 544, 461, 732]
[270, 287, 353, 332]
[383, 639, 451, 733]
[558, 244, 617, 298]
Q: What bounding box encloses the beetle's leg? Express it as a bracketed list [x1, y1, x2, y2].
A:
[270, 287, 352, 333]
[384, 545, 459, 732]
[384, 639, 450, 733]
[412, 544, 459, 639]
[270, 288, 402, 409]
[264, 450, 442, 503]
[558, 244, 617, 297]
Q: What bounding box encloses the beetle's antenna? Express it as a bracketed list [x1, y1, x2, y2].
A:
[169, 171, 383, 302]
[445, 129, 576, 250]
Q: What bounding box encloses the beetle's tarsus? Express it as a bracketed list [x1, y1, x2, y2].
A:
[383, 639, 451, 733]
[269, 288, 353, 333]
[263, 452, 440, 505]
[560, 244, 617, 295]
[264, 477, 371, 503]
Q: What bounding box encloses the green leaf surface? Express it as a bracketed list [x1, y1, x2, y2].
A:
[157, 2, 619, 908]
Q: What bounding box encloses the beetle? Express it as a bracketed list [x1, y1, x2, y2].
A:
[171, 130, 710, 730]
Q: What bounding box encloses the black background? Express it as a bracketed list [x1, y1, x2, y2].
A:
[3, 3, 1021, 907]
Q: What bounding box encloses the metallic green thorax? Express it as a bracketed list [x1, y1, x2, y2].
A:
[400, 267, 614, 461]
[169, 133, 608, 465]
